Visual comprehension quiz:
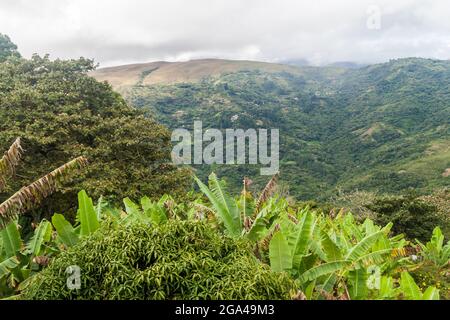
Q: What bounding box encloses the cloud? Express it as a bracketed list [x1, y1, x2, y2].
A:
[0, 0, 449, 66]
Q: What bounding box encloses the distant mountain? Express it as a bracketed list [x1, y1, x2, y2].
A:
[279, 58, 310, 67]
[91, 59, 302, 87]
[326, 61, 367, 69]
[91, 58, 450, 200]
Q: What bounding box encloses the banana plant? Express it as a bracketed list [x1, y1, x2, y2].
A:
[416, 226, 449, 268]
[51, 190, 100, 248]
[121, 194, 179, 225]
[194, 173, 280, 239]
[399, 272, 440, 300]
[0, 219, 54, 298]
[0, 137, 88, 228]
[269, 208, 412, 299]
[368, 273, 440, 300]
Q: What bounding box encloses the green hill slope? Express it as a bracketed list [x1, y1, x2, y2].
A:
[92, 58, 450, 200]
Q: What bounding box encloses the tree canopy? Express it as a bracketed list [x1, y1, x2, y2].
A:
[0, 34, 21, 62]
[0, 51, 190, 217]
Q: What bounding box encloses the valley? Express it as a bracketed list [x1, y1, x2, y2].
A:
[92, 58, 450, 200]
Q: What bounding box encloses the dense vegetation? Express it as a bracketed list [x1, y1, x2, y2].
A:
[0, 37, 190, 218]
[23, 219, 295, 300]
[2, 176, 447, 300]
[119, 59, 450, 200]
[0, 34, 448, 300]
[333, 190, 449, 241]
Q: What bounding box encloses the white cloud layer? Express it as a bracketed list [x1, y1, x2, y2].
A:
[1, 0, 449, 66]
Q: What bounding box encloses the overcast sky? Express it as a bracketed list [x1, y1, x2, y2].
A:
[1, 0, 449, 67]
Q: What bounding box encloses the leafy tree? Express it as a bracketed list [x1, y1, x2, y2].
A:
[0, 54, 190, 218]
[367, 194, 442, 242]
[0, 34, 20, 62]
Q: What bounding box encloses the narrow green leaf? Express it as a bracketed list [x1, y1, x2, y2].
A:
[0, 221, 21, 257]
[422, 286, 440, 300]
[194, 174, 241, 237]
[299, 261, 349, 283]
[141, 196, 167, 225]
[246, 205, 272, 241]
[379, 276, 395, 298]
[0, 256, 19, 278]
[26, 220, 52, 256]
[292, 211, 315, 270]
[52, 214, 78, 247]
[321, 231, 342, 262]
[400, 272, 423, 300]
[348, 268, 368, 299]
[95, 195, 107, 220]
[345, 230, 383, 262]
[124, 197, 141, 216]
[78, 190, 99, 236]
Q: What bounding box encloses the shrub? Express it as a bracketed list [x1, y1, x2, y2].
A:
[368, 194, 442, 242]
[22, 219, 295, 300]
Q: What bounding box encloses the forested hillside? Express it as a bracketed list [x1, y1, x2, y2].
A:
[93, 58, 450, 200]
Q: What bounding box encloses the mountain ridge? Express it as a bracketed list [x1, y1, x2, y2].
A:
[91, 58, 310, 87]
[91, 57, 449, 88]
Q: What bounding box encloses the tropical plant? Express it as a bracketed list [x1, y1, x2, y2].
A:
[0, 219, 54, 298]
[267, 208, 443, 300]
[416, 227, 450, 269]
[399, 272, 440, 300]
[194, 173, 280, 240]
[51, 190, 101, 248]
[22, 219, 296, 300]
[193, 173, 446, 300]
[0, 189, 103, 298]
[0, 137, 88, 228]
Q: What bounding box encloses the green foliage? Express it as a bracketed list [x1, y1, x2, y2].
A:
[0, 189, 106, 297]
[409, 226, 450, 299]
[267, 207, 443, 300]
[194, 173, 242, 237]
[0, 54, 190, 218]
[0, 184, 446, 300]
[0, 34, 20, 62]
[368, 194, 443, 241]
[0, 220, 54, 298]
[52, 214, 78, 247]
[416, 227, 449, 268]
[77, 190, 99, 236]
[114, 58, 450, 200]
[269, 232, 292, 272]
[194, 173, 282, 241]
[400, 272, 439, 300]
[22, 219, 295, 300]
[193, 173, 447, 300]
